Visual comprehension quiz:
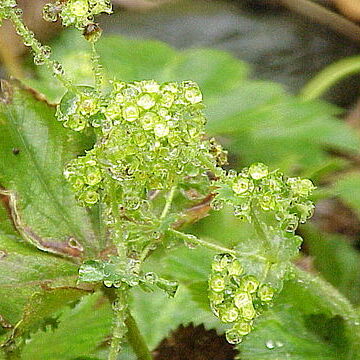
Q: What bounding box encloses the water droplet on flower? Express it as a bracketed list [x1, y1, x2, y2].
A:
[219, 306, 239, 323]
[248, 163, 268, 180]
[161, 92, 175, 108]
[232, 178, 250, 195]
[234, 291, 252, 309]
[184, 87, 202, 104]
[240, 275, 259, 293]
[68, 0, 89, 17]
[209, 275, 226, 292]
[142, 80, 160, 93]
[43, 2, 62, 22]
[137, 93, 156, 110]
[154, 123, 169, 138]
[122, 104, 140, 122]
[225, 329, 242, 344]
[258, 284, 275, 302]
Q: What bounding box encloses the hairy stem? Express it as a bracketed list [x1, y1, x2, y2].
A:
[125, 312, 153, 360]
[8, 7, 76, 92]
[169, 229, 237, 255]
[108, 289, 128, 360]
[90, 42, 104, 90]
[300, 56, 360, 100]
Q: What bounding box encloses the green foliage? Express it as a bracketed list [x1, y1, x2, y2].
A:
[0, 86, 102, 257]
[305, 225, 360, 306]
[21, 292, 113, 360]
[0, 232, 80, 327]
[335, 172, 360, 217]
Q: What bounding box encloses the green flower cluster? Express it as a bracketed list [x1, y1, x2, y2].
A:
[43, 0, 112, 29]
[0, 0, 16, 24]
[208, 254, 275, 344]
[56, 86, 101, 132]
[60, 80, 223, 206]
[213, 163, 315, 233]
[64, 155, 103, 206]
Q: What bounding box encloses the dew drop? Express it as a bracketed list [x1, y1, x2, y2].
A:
[225, 329, 242, 345]
[137, 93, 155, 110]
[103, 280, 113, 287]
[266, 340, 275, 350]
[122, 104, 139, 122]
[43, 2, 62, 22]
[144, 272, 157, 284]
[41, 45, 52, 59]
[53, 61, 64, 75]
[33, 54, 45, 66]
[249, 163, 269, 180]
[154, 123, 169, 138]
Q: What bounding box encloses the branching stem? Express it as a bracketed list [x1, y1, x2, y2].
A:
[8, 7, 77, 93]
[90, 42, 104, 90]
[169, 229, 236, 255]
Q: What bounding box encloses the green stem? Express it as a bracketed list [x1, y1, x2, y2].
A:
[300, 56, 360, 101]
[8, 8, 77, 92]
[169, 229, 236, 255]
[90, 41, 104, 90]
[108, 289, 128, 360]
[160, 186, 176, 220]
[125, 312, 153, 360]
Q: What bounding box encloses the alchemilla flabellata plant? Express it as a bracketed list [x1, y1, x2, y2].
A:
[3, 1, 359, 359]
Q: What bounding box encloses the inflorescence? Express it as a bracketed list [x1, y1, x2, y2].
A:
[43, 0, 112, 29]
[61, 80, 223, 207]
[212, 163, 315, 234]
[209, 254, 275, 344]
